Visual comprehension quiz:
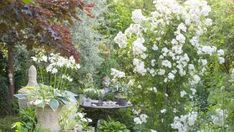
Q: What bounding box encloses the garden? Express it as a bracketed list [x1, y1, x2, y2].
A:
[0, 0, 234, 131]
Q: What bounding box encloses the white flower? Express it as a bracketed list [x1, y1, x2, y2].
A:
[151, 129, 157, 132]
[141, 53, 148, 59]
[151, 59, 156, 66]
[76, 64, 81, 69]
[162, 60, 172, 68]
[217, 49, 224, 56]
[41, 55, 47, 62]
[176, 33, 186, 43]
[190, 36, 199, 47]
[205, 18, 212, 26]
[114, 32, 127, 48]
[180, 90, 187, 97]
[190, 74, 201, 85]
[171, 111, 198, 132]
[111, 68, 125, 78]
[177, 23, 187, 32]
[132, 109, 141, 115]
[171, 39, 178, 45]
[188, 64, 195, 71]
[218, 57, 225, 64]
[132, 9, 146, 24]
[125, 24, 142, 36]
[190, 89, 196, 96]
[211, 109, 227, 126]
[149, 68, 156, 76]
[51, 68, 58, 74]
[200, 59, 208, 66]
[201, 4, 211, 16]
[133, 38, 146, 55]
[168, 72, 175, 80]
[77, 112, 85, 119]
[158, 69, 166, 75]
[134, 117, 142, 125]
[31, 57, 38, 62]
[150, 87, 157, 93]
[87, 118, 92, 123]
[201, 46, 217, 55]
[160, 109, 167, 113]
[69, 56, 75, 63]
[187, 112, 198, 126]
[152, 44, 159, 51]
[133, 58, 147, 75]
[140, 114, 148, 123]
[62, 75, 73, 82]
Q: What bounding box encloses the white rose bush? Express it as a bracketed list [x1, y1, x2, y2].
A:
[114, 0, 225, 131]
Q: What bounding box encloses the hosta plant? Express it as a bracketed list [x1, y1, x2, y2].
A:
[15, 84, 77, 111]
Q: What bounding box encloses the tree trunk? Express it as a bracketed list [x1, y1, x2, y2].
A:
[7, 44, 15, 100]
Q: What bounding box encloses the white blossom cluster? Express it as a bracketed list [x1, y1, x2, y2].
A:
[132, 109, 148, 125]
[32, 52, 80, 75]
[171, 111, 198, 132]
[211, 108, 227, 127]
[114, 0, 225, 87]
[111, 68, 125, 79]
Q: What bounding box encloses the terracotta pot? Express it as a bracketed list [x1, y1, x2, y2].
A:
[36, 106, 62, 132]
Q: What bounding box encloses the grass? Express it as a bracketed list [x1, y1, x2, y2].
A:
[0, 116, 20, 132]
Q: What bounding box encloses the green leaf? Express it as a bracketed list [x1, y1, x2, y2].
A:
[23, 0, 32, 4]
[49, 99, 59, 111]
[14, 94, 27, 99]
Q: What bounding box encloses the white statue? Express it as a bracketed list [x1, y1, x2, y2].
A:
[26, 65, 38, 87]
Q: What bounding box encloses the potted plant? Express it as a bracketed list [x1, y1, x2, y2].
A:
[15, 84, 77, 131]
[115, 92, 128, 106]
[111, 82, 129, 106]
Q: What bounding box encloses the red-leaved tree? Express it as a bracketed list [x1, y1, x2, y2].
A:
[0, 0, 94, 109]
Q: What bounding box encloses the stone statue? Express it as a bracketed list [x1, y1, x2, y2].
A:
[26, 65, 38, 87]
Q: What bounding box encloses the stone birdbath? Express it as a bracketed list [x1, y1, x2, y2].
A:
[80, 97, 132, 132]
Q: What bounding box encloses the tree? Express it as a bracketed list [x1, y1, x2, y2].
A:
[0, 0, 94, 109]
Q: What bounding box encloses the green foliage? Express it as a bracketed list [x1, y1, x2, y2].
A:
[72, 0, 106, 75]
[14, 45, 31, 91]
[98, 118, 129, 132]
[97, 0, 134, 78]
[59, 103, 92, 131]
[208, 0, 234, 70]
[11, 108, 37, 132]
[15, 84, 77, 111]
[22, 0, 32, 4]
[0, 116, 19, 132]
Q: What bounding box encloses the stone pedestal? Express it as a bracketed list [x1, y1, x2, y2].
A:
[36, 106, 62, 132]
